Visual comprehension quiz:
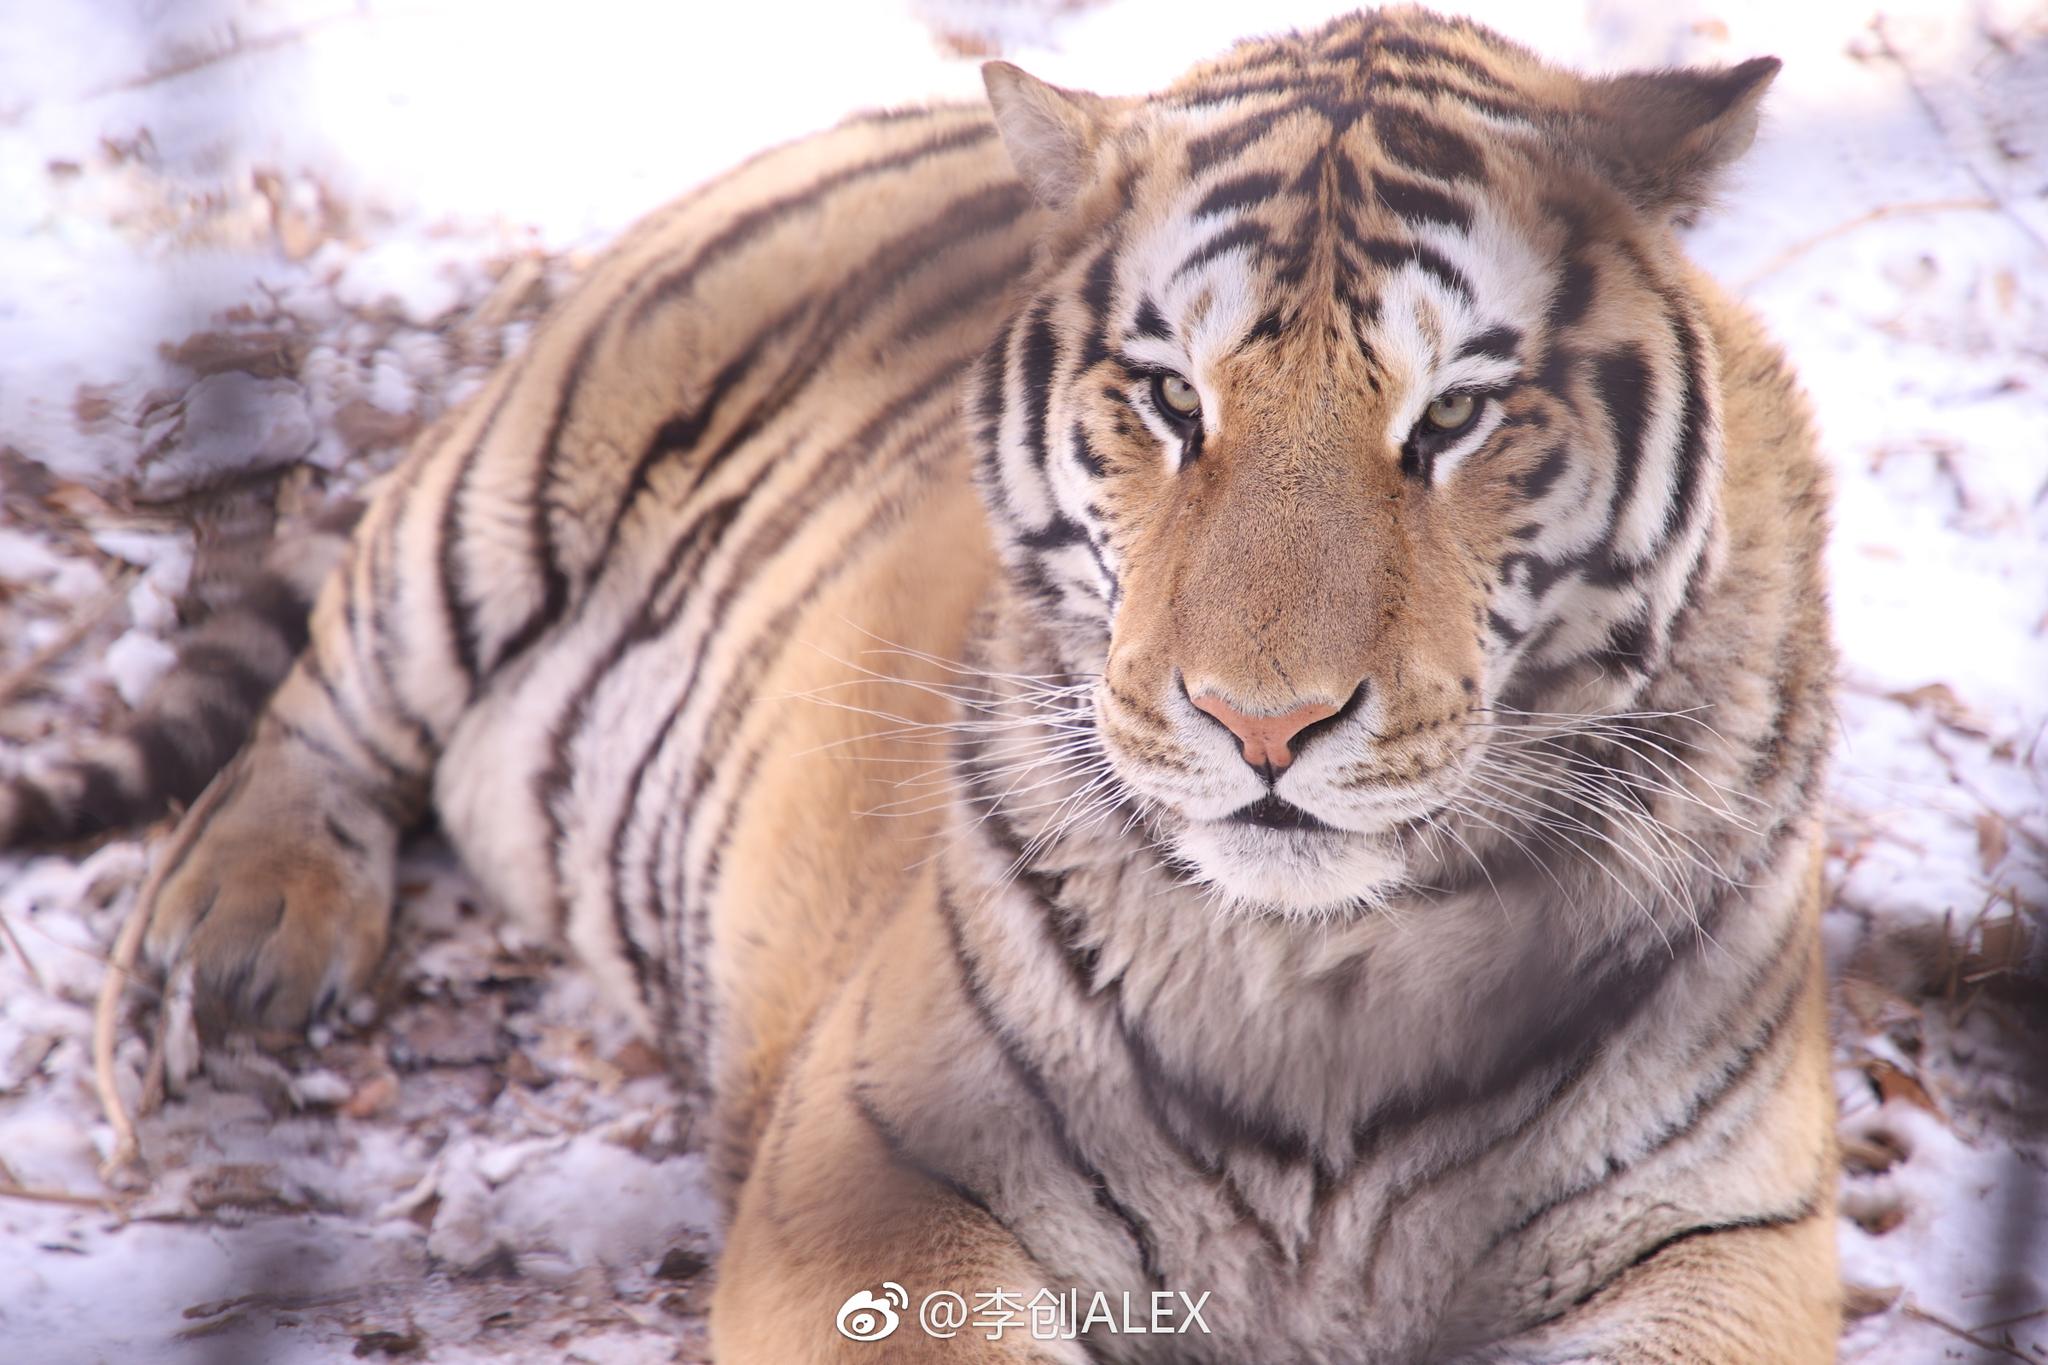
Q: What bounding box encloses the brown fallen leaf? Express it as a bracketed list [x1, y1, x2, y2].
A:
[1865, 1059, 1942, 1116]
[1976, 812, 2010, 874]
[1840, 1130, 1909, 1175]
[341, 1072, 399, 1119]
[1843, 1282, 1902, 1318]
[610, 1037, 667, 1081]
[1884, 681, 1993, 738]
[187, 1164, 304, 1215]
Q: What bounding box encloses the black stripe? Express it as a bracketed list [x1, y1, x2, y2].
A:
[1076, 241, 1120, 370]
[1018, 304, 1059, 471]
[1593, 610, 1655, 676]
[1182, 74, 1340, 110]
[625, 121, 996, 332]
[591, 315, 800, 577]
[1241, 308, 1286, 350]
[673, 374, 970, 933]
[848, 1083, 1006, 1225]
[1131, 296, 1171, 342]
[1194, 170, 1285, 219]
[1368, 101, 1484, 181]
[937, 887, 1165, 1288]
[323, 813, 366, 855]
[1371, 170, 1472, 232]
[553, 452, 776, 958]
[1492, 935, 1813, 1261]
[974, 320, 1011, 449]
[1184, 106, 1288, 178]
[1498, 550, 1578, 601]
[1376, 34, 1513, 91]
[1457, 325, 1520, 362]
[502, 120, 998, 670]
[888, 248, 1032, 351]
[1546, 257, 1597, 332]
[1586, 345, 1652, 586]
[1660, 312, 1713, 549]
[1174, 219, 1272, 280]
[1579, 1199, 1824, 1311]
[1069, 421, 1108, 478]
[605, 176, 1035, 585]
[1510, 444, 1569, 501]
[437, 435, 489, 690]
[1369, 72, 1535, 126]
[357, 505, 441, 760]
[1019, 514, 1086, 551]
[299, 649, 419, 789]
[1354, 236, 1472, 299]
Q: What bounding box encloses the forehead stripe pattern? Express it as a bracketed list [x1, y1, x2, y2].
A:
[971, 11, 1732, 706]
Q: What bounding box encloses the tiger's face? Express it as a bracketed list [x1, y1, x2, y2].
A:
[973, 10, 1776, 915]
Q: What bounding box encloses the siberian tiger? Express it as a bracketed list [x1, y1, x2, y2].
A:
[9, 8, 1843, 1361]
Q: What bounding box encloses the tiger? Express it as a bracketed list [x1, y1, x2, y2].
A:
[7, 7, 1843, 1361]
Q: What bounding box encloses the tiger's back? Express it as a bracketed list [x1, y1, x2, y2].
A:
[365, 104, 1044, 1176]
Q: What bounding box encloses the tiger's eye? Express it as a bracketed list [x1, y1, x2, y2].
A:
[1424, 393, 1477, 431]
[1156, 372, 1202, 420]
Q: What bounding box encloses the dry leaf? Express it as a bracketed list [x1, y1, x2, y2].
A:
[334, 400, 419, 452]
[1840, 1130, 1908, 1175]
[1883, 682, 1993, 738]
[610, 1038, 667, 1080]
[188, 1164, 303, 1214]
[1845, 1194, 1906, 1236]
[1975, 812, 2009, 874]
[1842, 1282, 1902, 1318]
[1865, 1059, 1942, 1116]
[341, 1072, 399, 1119]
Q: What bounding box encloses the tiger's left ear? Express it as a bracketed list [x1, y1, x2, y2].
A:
[1574, 56, 1781, 221]
[983, 61, 1116, 212]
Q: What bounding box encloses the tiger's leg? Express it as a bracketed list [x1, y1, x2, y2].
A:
[1488, 935, 1841, 1365]
[1493, 1208, 1839, 1364]
[138, 124, 844, 1028]
[140, 241, 665, 1029]
[139, 398, 500, 1031]
[711, 907, 1088, 1365]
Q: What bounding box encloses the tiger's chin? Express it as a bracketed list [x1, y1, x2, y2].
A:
[1170, 818, 1409, 920]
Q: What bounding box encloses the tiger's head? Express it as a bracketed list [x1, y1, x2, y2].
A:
[970, 8, 1777, 915]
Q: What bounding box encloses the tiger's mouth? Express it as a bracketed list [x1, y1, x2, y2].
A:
[1229, 793, 1335, 833]
[1169, 803, 1410, 916]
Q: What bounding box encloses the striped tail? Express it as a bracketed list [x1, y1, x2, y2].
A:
[0, 502, 360, 848]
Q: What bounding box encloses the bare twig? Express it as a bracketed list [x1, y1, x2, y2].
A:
[1902, 1301, 2035, 1360]
[80, 14, 360, 100]
[0, 907, 46, 993]
[1868, 16, 2048, 261]
[92, 888, 156, 1184]
[0, 1156, 129, 1213]
[1738, 197, 1998, 291]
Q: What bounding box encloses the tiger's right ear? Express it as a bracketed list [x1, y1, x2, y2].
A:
[982, 62, 1115, 212]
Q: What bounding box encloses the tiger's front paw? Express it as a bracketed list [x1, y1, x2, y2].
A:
[141, 745, 398, 1042]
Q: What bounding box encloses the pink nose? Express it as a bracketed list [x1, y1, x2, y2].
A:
[1190, 692, 1342, 772]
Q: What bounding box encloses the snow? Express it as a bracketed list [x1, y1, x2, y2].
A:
[1, 0, 2043, 1361]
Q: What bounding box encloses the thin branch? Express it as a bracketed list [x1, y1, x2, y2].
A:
[93, 888, 156, 1185]
[1738, 197, 1997, 292]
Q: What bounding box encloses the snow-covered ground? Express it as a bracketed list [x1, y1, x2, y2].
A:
[1, 1, 2043, 1361]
